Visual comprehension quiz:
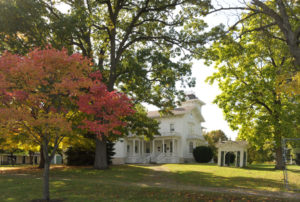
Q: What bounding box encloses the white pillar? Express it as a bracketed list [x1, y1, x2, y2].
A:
[240, 150, 243, 167]
[217, 150, 221, 166]
[162, 139, 165, 154]
[133, 139, 135, 156]
[142, 140, 144, 156]
[152, 140, 155, 156]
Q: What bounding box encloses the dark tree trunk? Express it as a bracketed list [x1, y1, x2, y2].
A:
[275, 146, 285, 170]
[38, 145, 45, 168]
[29, 150, 34, 165]
[43, 160, 50, 201]
[94, 136, 108, 170]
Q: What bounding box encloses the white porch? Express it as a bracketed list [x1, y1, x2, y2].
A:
[125, 136, 180, 164]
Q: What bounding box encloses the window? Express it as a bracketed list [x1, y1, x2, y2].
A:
[189, 142, 194, 153]
[127, 145, 130, 153]
[146, 142, 150, 153]
[170, 123, 175, 132]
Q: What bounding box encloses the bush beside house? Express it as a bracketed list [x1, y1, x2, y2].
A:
[193, 146, 213, 163]
[296, 153, 300, 165]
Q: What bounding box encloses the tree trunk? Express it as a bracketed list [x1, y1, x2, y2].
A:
[94, 136, 108, 169]
[38, 145, 45, 168]
[43, 160, 50, 201]
[29, 150, 34, 165]
[275, 146, 285, 170]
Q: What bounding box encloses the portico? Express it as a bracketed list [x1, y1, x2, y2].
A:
[216, 140, 248, 167]
[112, 94, 207, 165]
[125, 135, 180, 164]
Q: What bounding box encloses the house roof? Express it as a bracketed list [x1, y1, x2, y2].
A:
[147, 99, 205, 122]
[147, 105, 195, 118]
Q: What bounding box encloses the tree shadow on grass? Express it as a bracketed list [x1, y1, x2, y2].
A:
[161, 170, 284, 191]
[133, 164, 289, 192]
[245, 164, 277, 171]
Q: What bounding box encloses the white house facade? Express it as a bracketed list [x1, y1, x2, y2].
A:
[112, 94, 207, 164]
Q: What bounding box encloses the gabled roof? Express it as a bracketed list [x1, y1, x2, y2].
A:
[147, 105, 195, 118]
[147, 98, 205, 122]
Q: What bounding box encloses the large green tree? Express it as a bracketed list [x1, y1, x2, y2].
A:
[203, 130, 228, 162]
[0, 0, 215, 169]
[208, 0, 300, 94]
[41, 0, 213, 169]
[205, 14, 300, 169]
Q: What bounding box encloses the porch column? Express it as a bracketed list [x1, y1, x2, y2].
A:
[152, 140, 155, 156]
[162, 139, 165, 154]
[172, 139, 175, 156]
[217, 150, 221, 166]
[141, 140, 144, 156]
[133, 139, 135, 156]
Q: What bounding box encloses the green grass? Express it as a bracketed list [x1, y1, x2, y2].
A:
[0, 164, 299, 201]
[150, 163, 300, 192]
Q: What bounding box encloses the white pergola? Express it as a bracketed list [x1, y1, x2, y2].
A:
[216, 140, 248, 167]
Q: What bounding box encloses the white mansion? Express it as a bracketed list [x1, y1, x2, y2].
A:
[112, 94, 207, 164]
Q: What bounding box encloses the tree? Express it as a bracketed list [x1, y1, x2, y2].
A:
[204, 130, 228, 144]
[0, 47, 134, 200]
[246, 143, 274, 164]
[77, 72, 134, 169]
[205, 15, 300, 169]
[1, 0, 215, 169]
[39, 0, 213, 169]
[208, 0, 300, 94]
[203, 130, 228, 162]
[0, 47, 92, 200]
[0, 0, 51, 54]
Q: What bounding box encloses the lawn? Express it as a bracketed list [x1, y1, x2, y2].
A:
[0, 163, 299, 201]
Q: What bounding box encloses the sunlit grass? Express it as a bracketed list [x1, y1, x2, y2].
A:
[0, 163, 299, 201]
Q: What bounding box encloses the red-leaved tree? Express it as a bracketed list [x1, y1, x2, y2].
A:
[78, 71, 135, 169]
[0, 47, 134, 201]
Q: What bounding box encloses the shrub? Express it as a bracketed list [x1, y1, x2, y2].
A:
[65, 146, 95, 166]
[296, 153, 300, 165]
[65, 140, 115, 166]
[193, 146, 213, 163]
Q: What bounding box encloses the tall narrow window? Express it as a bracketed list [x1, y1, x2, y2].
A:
[127, 145, 130, 153]
[170, 123, 175, 132]
[189, 142, 193, 153]
[146, 143, 150, 153]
